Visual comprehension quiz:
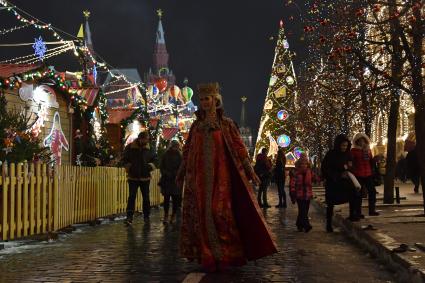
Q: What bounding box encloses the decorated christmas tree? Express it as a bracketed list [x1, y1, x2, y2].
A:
[254, 20, 300, 165]
[0, 92, 50, 163]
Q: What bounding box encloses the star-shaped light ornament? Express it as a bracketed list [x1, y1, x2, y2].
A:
[83, 10, 91, 18]
[32, 36, 47, 61]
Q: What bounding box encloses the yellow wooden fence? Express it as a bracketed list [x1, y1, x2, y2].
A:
[0, 162, 162, 241]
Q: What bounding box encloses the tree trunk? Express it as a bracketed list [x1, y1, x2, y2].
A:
[383, 94, 400, 204]
[414, 106, 425, 214]
[383, 0, 403, 204]
[410, 0, 425, 214]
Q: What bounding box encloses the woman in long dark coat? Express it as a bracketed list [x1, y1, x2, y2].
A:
[274, 148, 287, 208]
[321, 134, 354, 232]
[159, 140, 183, 224]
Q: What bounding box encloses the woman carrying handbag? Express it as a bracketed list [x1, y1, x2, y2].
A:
[321, 134, 357, 232]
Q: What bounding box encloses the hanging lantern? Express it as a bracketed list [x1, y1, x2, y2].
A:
[155, 78, 168, 92]
[277, 110, 289, 121]
[169, 85, 181, 98]
[277, 134, 291, 148]
[181, 86, 194, 102]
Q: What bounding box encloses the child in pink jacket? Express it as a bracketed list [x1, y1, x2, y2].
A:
[290, 154, 313, 232]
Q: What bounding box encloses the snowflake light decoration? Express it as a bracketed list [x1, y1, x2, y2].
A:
[32, 36, 47, 61]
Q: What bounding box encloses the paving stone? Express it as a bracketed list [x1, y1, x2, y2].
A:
[0, 187, 398, 282]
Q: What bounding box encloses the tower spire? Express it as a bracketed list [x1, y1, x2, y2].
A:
[240, 96, 247, 128]
[153, 9, 169, 74]
[77, 10, 94, 54]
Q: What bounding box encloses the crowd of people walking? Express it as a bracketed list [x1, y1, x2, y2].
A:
[119, 82, 421, 273]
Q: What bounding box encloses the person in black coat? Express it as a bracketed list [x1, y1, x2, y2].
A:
[254, 148, 273, 208]
[122, 131, 157, 225]
[406, 148, 420, 193]
[274, 148, 287, 208]
[321, 134, 354, 232]
[159, 140, 183, 224]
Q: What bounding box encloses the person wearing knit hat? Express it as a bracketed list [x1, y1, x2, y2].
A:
[176, 82, 277, 271]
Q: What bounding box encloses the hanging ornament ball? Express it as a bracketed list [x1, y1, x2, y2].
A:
[269, 75, 278, 86]
[178, 120, 185, 128]
[155, 78, 168, 92]
[293, 147, 305, 159]
[182, 86, 194, 102]
[277, 110, 289, 121]
[277, 134, 291, 148]
[169, 85, 181, 98]
[286, 76, 295, 85]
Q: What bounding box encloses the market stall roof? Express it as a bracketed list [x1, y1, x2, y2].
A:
[107, 108, 135, 124]
[70, 87, 99, 106]
[162, 127, 179, 140]
[102, 68, 142, 108]
[0, 64, 41, 78]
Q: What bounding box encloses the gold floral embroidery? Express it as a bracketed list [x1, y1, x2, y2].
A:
[204, 128, 222, 260]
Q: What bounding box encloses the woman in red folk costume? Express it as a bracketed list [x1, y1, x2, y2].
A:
[176, 82, 277, 272]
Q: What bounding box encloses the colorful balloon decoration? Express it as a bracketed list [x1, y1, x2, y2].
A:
[293, 147, 305, 159]
[277, 134, 291, 148]
[178, 120, 185, 129]
[277, 110, 289, 121]
[147, 85, 159, 97]
[155, 78, 168, 92]
[169, 85, 181, 99]
[162, 90, 170, 105]
[182, 86, 194, 102]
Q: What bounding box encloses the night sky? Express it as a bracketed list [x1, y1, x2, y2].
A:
[2, 0, 305, 132]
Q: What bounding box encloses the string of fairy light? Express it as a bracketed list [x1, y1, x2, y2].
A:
[285, 0, 421, 158]
[0, 0, 144, 96]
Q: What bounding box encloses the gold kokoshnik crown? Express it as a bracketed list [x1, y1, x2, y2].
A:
[197, 82, 221, 98]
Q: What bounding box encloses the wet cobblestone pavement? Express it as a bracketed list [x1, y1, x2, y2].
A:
[0, 190, 397, 282]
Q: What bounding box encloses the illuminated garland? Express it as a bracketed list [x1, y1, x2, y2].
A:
[0, 23, 30, 35]
[0, 0, 145, 95]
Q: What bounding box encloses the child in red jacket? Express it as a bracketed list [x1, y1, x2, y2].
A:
[290, 154, 313, 232]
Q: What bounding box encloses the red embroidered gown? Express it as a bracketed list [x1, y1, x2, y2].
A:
[180, 113, 277, 271]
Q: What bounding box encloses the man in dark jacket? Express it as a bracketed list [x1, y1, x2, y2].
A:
[159, 140, 183, 224]
[406, 148, 420, 193]
[122, 131, 157, 225]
